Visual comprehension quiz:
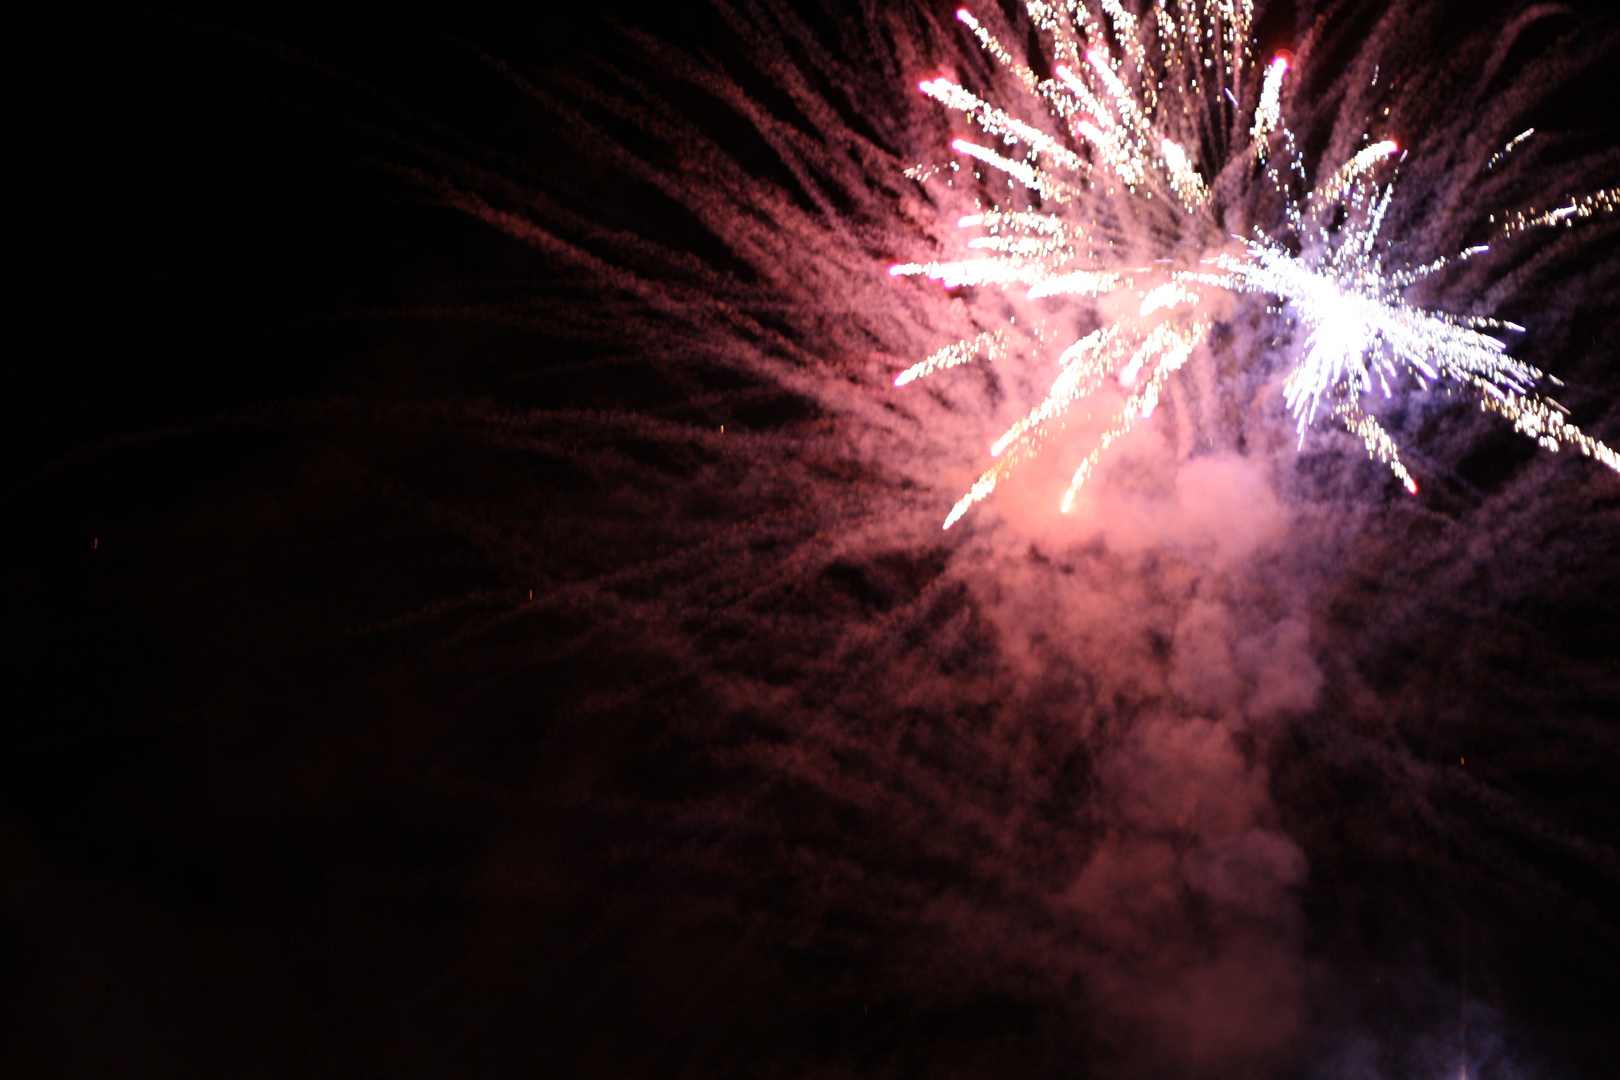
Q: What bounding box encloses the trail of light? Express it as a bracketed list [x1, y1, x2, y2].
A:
[891, 1, 1618, 528]
[895, 331, 1007, 387]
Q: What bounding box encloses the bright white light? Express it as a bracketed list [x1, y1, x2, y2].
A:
[890, 1, 1619, 528]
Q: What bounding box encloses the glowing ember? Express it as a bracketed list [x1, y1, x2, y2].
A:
[891, 1, 1619, 528]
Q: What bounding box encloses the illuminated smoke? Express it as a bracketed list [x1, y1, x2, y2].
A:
[397, 1, 1620, 1076]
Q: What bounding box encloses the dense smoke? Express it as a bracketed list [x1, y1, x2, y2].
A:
[8, 1, 1618, 1078]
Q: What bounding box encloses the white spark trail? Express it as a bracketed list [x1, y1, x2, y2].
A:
[889, 1, 1619, 527]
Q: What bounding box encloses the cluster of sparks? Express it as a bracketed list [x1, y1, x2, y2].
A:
[889, 1, 1619, 529]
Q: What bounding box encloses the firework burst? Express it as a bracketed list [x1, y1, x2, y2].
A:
[890, 2, 1619, 528]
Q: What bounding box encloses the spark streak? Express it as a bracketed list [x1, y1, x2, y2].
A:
[890, 2, 1619, 527]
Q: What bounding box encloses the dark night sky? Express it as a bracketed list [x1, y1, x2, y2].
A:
[8, 2, 1620, 1077]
